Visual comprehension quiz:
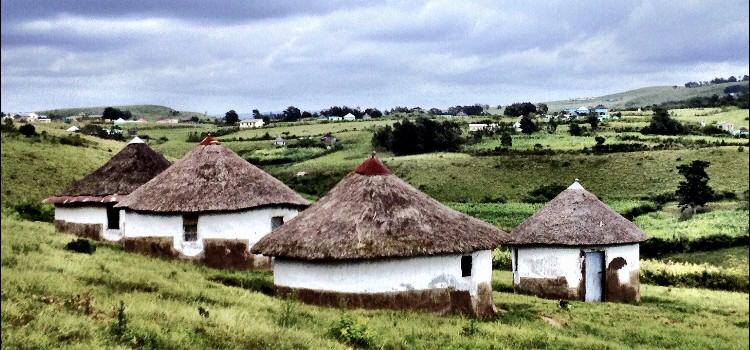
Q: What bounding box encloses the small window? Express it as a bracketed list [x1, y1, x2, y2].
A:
[106, 206, 120, 229]
[183, 214, 198, 242]
[271, 216, 284, 230]
[461, 255, 472, 277]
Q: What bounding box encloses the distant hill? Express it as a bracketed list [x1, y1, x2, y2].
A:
[543, 82, 749, 112]
[36, 104, 207, 121]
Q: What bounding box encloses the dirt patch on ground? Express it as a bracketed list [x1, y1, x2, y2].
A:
[55, 220, 102, 240]
[515, 276, 580, 300]
[276, 283, 497, 319]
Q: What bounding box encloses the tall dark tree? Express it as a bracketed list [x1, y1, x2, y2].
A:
[371, 118, 464, 156]
[569, 123, 582, 136]
[282, 106, 302, 121]
[519, 116, 538, 134]
[676, 160, 714, 212]
[504, 102, 537, 117]
[500, 133, 512, 148]
[252, 109, 261, 119]
[586, 113, 600, 131]
[224, 110, 240, 125]
[301, 111, 313, 119]
[536, 103, 549, 115]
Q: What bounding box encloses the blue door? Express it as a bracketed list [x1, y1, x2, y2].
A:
[584, 251, 604, 302]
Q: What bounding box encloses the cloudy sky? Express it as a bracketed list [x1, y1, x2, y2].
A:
[2, 0, 748, 114]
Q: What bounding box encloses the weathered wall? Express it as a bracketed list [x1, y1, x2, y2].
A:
[54, 205, 112, 240]
[512, 244, 640, 302]
[274, 250, 492, 295]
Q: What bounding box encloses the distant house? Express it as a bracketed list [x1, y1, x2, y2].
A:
[156, 118, 179, 124]
[362, 113, 372, 120]
[240, 119, 265, 129]
[469, 123, 498, 132]
[114, 118, 128, 125]
[318, 116, 328, 121]
[343, 113, 356, 121]
[575, 106, 590, 115]
[593, 105, 609, 115]
[456, 111, 468, 117]
[512, 118, 523, 132]
[66, 126, 80, 132]
[35, 117, 52, 124]
[328, 116, 343, 121]
[732, 127, 748, 137]
[274, 136, 287, 146]
[716, 121, 735, 132]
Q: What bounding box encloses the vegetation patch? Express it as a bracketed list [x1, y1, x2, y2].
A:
[65, 239, 96, 254]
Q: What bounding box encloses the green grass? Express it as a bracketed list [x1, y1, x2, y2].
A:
[1, 133, 123, 207]
[671, 107, 750, 128]
[634, 205, 749, 240]
[658, 246, 749, 275]
[2, 214, 748, 349]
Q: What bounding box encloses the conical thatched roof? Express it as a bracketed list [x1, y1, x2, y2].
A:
[115, 137, 309, 213]
[510, 180, 648, 245]
[251, 154, 510, 260]
[45, 137, 171, 204]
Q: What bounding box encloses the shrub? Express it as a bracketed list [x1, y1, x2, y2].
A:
[19, 124, 36, 137]
[641, 107, 689, 135]
[461, 319, 480, 336]
[621, 203, 661, 221]
[276, 297, 299, 328]
[568, 123, 582, 136]
[524, 183, 567, 203]
[641, 234, 748, 257]
[492, 248, 512, 269]
[207, 272, 274, 296]
[65, 239, 96, 254]
[371, 117, 464, 155]
[329, 314, 375, 349]
[13, 202, 54, 222]
[59, 134, 88, 147]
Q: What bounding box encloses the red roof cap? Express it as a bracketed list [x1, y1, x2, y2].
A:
[354, 152, 392, 176]
[199, 136, 219, 145]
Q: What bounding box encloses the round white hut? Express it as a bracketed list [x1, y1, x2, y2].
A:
[44, 137, 170, 241]
[115, 137, 309, 269]
[508, 180, 648, 303]
[252, 154, 510, 317]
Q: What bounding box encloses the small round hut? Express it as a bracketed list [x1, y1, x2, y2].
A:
[508, 180, 648, 303]
[252, 154, 510, 317]
[44, 137, 170, 241]
[115, 137, 309, 269]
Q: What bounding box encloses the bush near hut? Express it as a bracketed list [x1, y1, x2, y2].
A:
[329, 314, 376, 349]
[641, 234, 749, 257]
[13, 201, 54, 222]
[65, 239, 96, 254]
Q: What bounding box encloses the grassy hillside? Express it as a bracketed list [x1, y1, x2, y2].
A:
[544, 82, 749, 112]
[37, 105, 206, 122]
[2, 214, 748, 349]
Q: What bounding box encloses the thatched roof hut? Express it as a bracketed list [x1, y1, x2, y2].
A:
[252, 153, 509, 318]
[252, 154, 508, 260]
[508, 180, 647, 303]
[116, 137, 309, 213]
[510, 180, 648, 246]
[116, 137, 310, 270]
[45, 137, 170, 205]
[46, 137, 170, 241]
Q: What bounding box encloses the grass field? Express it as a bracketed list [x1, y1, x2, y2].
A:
[37, 105, 206, 122]
[659, 246, 749, 275]
[2, 214, 747, 349]
[634, 203, 749, 240]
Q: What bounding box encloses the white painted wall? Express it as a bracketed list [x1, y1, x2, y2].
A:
[122, 207, 301, 257]
[55, 205, 107, 225]
[274, 250, 492, 295]
[511, 244, 640, 289]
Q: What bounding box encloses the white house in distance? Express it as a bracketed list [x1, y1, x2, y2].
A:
[252, 153, 510, 318]
[716, 121, 735, 133]
[66, 126, 80, 132]
[115, 137, 309, 269]
[575, 106, 590, 115]
[44, 137, 171, 242]
[328, 115, 343, 121]
[343, 113, 356, 121]
[274, 136, 286, 146]
[239, 119, 265, 129]
[469, 123, 498, 132]
[507, 180, 648, 303]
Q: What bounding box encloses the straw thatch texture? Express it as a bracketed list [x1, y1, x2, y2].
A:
[252, 157, 509, 260]
[115, 143, 309, 212]
[45, 143, 170, 204]
[510, 185, 648, 245]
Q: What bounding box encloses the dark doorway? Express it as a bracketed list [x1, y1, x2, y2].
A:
[461, 255, 472, 277]
[106, 206, 120, 229]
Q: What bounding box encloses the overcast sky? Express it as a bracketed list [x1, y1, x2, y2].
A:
[2, 0, 748, 114]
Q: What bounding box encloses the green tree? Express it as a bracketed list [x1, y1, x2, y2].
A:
[500, 133, 512, 148]
[519, 116, 538, 134]
[569, 123, 582, 136]
[18, 124, 36, 137]
[282, 106, 301, 122]
[252, 109, 261, 119]
[224, 110, 240, 125]
[546, 117, 558, 134]
[676, 160, 714, 212]
[587, 113, 600, 131]
[641, 106, 688, 135]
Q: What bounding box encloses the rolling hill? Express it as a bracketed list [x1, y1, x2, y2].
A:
[543, 81, 749, 112]
[36, 104, 207, 122]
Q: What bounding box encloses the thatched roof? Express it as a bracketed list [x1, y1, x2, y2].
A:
[251, 154, 509, 260]
[510, 180, 648, 245]
[115, 137, 309, 213]
[45, 137, 170, 205]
